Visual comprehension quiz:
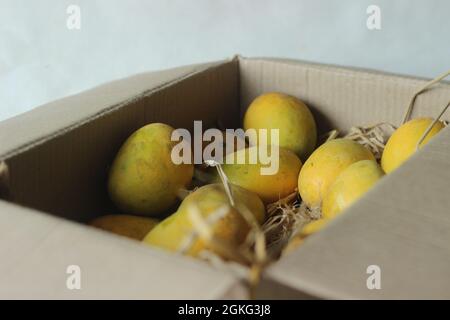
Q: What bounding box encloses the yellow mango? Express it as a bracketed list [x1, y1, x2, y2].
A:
[301, 160, 384, 237]
[322, 160, 384, 218]
[244, 92, 317, 161]
[108, 123, 193, 216]
[298, 139, 375, 207]
[90, 215, 158, 240]
[221, 146, 302, 203]
[301, 219, 327, 236]
[381, 118, 444, 173]
[142, 183, 265, 258]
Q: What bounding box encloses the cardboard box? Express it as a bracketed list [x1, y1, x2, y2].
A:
[1, 56, 449, 299]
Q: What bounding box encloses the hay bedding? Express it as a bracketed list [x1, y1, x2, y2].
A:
[176, 123, 394, 298]
[176, 70, 450, 297]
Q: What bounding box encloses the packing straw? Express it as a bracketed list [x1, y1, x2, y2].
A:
[286, 70, 450, 253]
[185, 204, 251, 265]
[398, 69, 450, 151]
[319, 124, 395, 161]
[204, 159, 267, 265]
[204, 159, 235, 206]
[320, 70, 450, 159]
[416, 100, 449, 151]
[181, 159, 269, 298]
[343, 123, 396, 160]
[177, 69, 450, 298]
[401, 70, 450, 125]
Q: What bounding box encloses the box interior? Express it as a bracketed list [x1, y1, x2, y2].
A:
[3, 61, 239, 222]
[4, 57, 449, 222]
[1, 57, 449, 298]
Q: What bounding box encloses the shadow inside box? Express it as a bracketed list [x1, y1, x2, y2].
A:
[255, 277, 318, 300]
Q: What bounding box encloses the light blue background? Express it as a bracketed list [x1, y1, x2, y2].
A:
[1, 0, 449, 121]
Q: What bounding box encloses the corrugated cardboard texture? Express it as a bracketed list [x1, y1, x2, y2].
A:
[266, 126, 450, 299]
[0, 60, 230, 159]
[239, 57, 450, 299]
[239, 57, 450, 132]
[0, 200, 246, 299]
[1, 56, 449, 299]
[2, 60, 239, 222]
[0, 59, 243, 299]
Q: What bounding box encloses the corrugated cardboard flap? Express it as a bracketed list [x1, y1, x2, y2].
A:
[0, 59, 231, 160]
[0, 58, 244, 299]
[266, 126, 450, 299]
[1, 55, 450, 299]
[0, 200, 246, 299]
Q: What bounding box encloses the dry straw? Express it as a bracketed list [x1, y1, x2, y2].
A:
[175, 124, 395, 297]
[174, 69, 450, 298]
[263, 70, 450, 259]
[179, 160, 269, 298]
[401, 70, 450, 125]
[416, 101, 449, 150]
[400, 69, 450, 150]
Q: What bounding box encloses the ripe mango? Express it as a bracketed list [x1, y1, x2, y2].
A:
[381, 118, 445, 173]
[221, 146, 302, 203]
[142, 183, 265, 257]
[322, 160, 384, 218]
[90, 214, 158, 240]
[298, 139, 375, 208]
[108, 123, 193, 216]
[301, 160, 384, 236]
[301, 219, 327, 236]
[244, 92, 317, 161]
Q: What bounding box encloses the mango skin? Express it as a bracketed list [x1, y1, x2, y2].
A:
[301, 160, 384, 236]
[108, 123, 194, 216]
[244, 92, 317, 161]
[90, 215, 158, 240]
[298, 139, 375, 208]
[322, 160, 384, 218]
[221, 146, 302, 203]
[381, 118, 445, 173]
[301, 219, 327, 236]
[142, 183, 265, 257]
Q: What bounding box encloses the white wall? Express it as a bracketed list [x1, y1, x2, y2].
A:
[1, 0, 449, 121]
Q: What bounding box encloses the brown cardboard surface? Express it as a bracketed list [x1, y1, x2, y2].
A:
[0, 56, 449, 299]
[0, 200, 246, 299]
[0, 59, 244, 299]
[2, 59, 239, 222]
[239, 57, 450, 132]
[240, 57, 450, 299]
[0, 59, 232, 160]
[266, 126, 450, 299]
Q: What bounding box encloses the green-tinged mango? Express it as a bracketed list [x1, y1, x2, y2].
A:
[221, 146, 302, 203]
[244, 92, 317, 161]
[142, 183, 265, 258]
[90, 214, 158, 240]
[298, 139, 375, 208]
[108, 123, 194, 216]
[381, 118, 445, 173]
